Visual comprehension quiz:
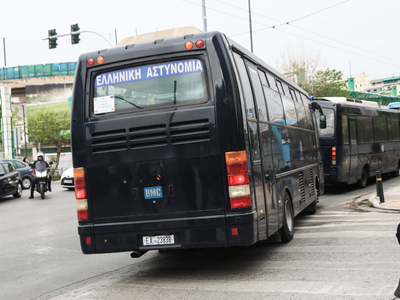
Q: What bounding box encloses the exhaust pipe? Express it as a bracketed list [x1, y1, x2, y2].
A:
[130, 250, 148, 258]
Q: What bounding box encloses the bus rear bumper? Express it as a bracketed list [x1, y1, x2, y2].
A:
[324, 166, 344, 183]
[78, 212, 258, 254]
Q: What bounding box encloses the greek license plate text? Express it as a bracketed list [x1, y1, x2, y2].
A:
[143, 235, 175, 246]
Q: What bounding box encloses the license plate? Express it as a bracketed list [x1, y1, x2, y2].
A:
[144, 186, 163, 199]
[64, 179, 73, 183]
[143, 235, 175, 246]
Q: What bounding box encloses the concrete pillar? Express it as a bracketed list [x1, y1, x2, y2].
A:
[0, 86, 13, 158]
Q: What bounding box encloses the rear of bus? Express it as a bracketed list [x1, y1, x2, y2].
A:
[315, 101, 339, 183]
[71, 30, 256, 255]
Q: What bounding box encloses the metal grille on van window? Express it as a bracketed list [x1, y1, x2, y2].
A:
[129, 124, 167, 149]
[170, 119, 210, 145]
[299, 172, 306, 204]
[91, 129, 128, 154]
[310, 169, 315, 197]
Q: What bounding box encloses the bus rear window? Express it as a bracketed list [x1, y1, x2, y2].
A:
[92, 58, 207, 115]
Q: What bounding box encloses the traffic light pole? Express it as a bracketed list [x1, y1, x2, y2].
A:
[43, 31, 113, 47]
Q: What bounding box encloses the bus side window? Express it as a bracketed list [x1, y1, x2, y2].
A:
[282, 82, 291, 98]
[258, 69, 268, 87]
[278, 81, 298, 126]
[291, 88, 307, 129]
[265, 72, 277, 92]
[388, 117, 400, 141]
[357, 116, 373, 143]
[262, 78, 284, 124]
[247, 65, 268, 123]
[374, 117, 388, 142]
[300, 93, 314, 130]
[342, 115, 349, 144]
[276, 80, 284, 95]
[233, 54, 257, 120]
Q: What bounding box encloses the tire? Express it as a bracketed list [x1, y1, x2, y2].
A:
[356, 168, 368, 188]
[13, 182, 22, 198]
[40, 184, 45, 199]
[22, 177, 32, 189]
[280, 192, 294, 242]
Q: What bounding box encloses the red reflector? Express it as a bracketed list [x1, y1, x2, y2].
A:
[231, 228, 238, 236]
[227, 161, 248, 174]
[195, 40, 204, 48]
[88, 58, 95, 66]
[230, 195, 251, 209]
[228, 173, 249, 186]
[77, 209, 89, 221]
[86, 237, 92, 245]
[75, 178, 86, 189]
[75, 188, 87, 199]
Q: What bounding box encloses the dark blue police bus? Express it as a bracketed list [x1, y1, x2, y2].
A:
[71, 27, 326, 257]
[313, 97, 400, 188]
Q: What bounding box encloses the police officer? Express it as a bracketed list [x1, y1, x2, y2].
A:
[29, 152, 52, 199]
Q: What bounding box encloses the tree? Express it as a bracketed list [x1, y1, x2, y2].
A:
[276, 42, 325, 88]
[276, 43, 350, 98]
[28, 110, 70, 170]
[306, 69, 351, 98]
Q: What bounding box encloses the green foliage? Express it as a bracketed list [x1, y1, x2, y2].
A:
[300, 69, 351, 98]
[28, 110, 70, 170]
[27, 101, 71, 117]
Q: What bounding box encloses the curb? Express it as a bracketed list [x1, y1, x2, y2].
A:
[368, 194, 400, 211]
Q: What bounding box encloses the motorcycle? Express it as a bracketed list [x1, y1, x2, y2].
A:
[32, 161, 51, 199]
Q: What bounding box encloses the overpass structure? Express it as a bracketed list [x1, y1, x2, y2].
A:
[0, 62, 76, 159]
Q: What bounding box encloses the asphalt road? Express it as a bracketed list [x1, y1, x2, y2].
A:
[1, 177, 400, 300]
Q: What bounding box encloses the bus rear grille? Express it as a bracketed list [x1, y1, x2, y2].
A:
[92, 129, 128, 153]
[310, 169, 315, 197]
[130, 124, 168, 149]
[299, 172, 306, 204]
[92, 144, 128, 153]
[170, 119, 210, 145]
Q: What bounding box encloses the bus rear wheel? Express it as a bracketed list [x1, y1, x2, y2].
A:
[356, 168, 368, 189]
[280, 192, 294, 242]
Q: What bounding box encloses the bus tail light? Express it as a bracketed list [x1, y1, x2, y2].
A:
[74, 167, 89, 221]
[332, 146, 337, 165]
[226, 151, 251, 209]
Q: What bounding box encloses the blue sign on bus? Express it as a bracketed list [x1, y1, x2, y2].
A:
[95, 59, 204, 88]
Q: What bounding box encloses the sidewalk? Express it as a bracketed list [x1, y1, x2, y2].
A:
[368, 184, 400, 211]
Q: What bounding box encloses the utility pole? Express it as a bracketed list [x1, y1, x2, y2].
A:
[248, 0, 253, 53]
[202, 0, 208, 32]
[3, 38, 6, 66]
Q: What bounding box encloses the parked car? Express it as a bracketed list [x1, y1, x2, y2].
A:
[61, 167, 74, 190]
[0, 159, 34, 189]
[0, 161, 22, 199]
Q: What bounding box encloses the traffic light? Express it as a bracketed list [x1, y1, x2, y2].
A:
[71, 24, 80, 45]
[48, 29, 58, 49]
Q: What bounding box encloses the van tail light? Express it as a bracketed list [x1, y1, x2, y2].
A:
[225, 151, 251, 209]
[332, 146, 337, 165]
[74, 167, 88, 220]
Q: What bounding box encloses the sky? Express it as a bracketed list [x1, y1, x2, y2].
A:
[1, 0, 399, 80]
